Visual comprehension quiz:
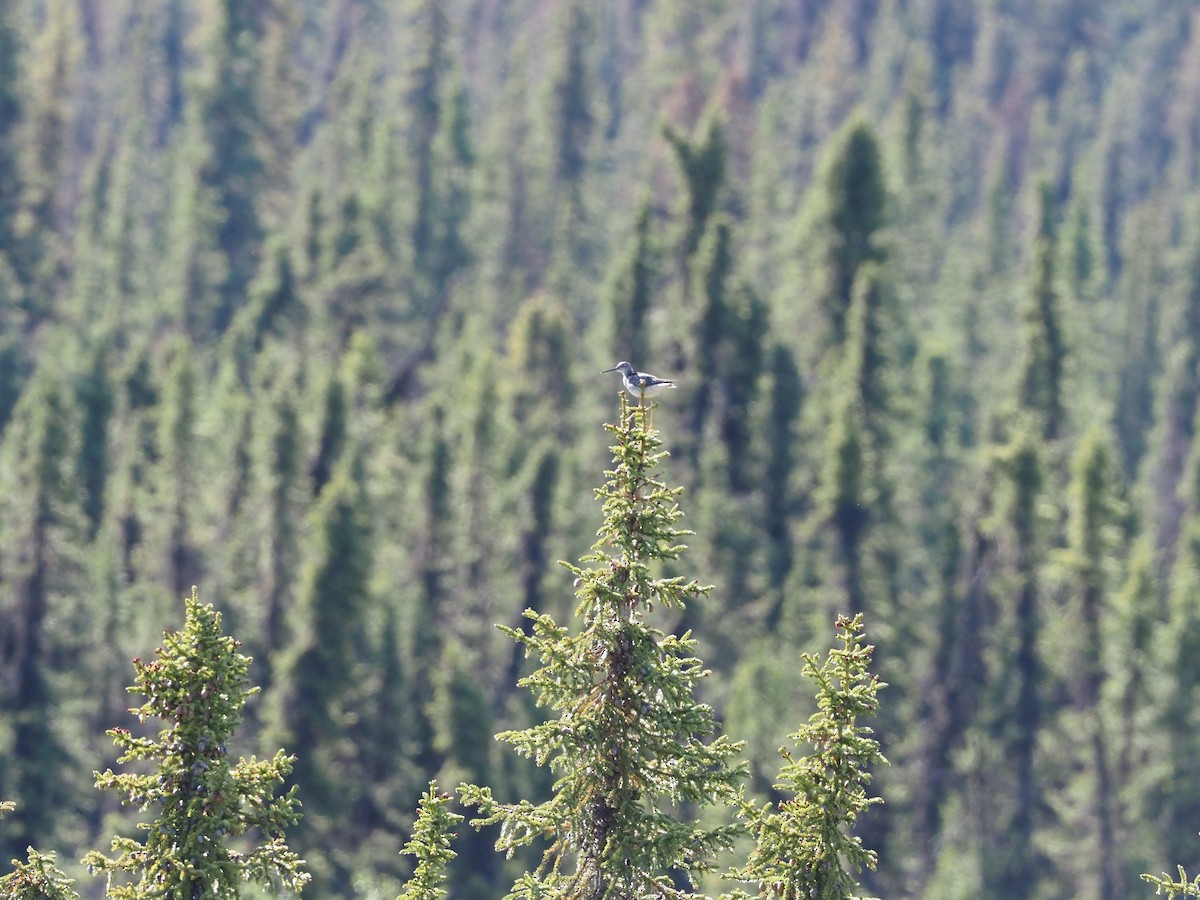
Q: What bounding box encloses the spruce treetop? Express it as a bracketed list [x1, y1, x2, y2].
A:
[83, 589, 308, 898]
[730, 613, 887, 899]
[460, 395, 745, 900]
[396, 782, 463, 900]
[0, 846, 78, 900]
[0, 800, 80, 900]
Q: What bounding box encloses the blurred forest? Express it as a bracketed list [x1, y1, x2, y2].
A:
[1, 0, 1200, 897]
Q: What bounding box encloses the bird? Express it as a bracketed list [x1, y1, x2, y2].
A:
[602, 361, 677, 405]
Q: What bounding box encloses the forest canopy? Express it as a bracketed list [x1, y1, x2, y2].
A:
[2, 0, 1200, 898]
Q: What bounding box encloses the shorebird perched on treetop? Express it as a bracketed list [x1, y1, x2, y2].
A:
[602, 362, 676, 419]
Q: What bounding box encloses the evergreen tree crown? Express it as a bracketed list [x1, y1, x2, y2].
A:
[459, 395, 745, 899]
[83, 590, 308, 898]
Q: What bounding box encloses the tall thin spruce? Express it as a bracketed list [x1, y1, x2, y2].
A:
[395, 782, 462, 900]
[83, 589, 308, 898]
[459, 394, 745, 899]
[729, 613, 886, 899]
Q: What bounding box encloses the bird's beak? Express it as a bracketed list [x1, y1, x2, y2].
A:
[601, 366, 617, 373]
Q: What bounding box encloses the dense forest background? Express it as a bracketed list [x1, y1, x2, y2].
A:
[2, 0, 1200, 897]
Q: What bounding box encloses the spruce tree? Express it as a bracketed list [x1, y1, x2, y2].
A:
[907, 433, 998, 891]
[75, 117, 147, 332]
[451, 344, 509, 638]
[815, 261, 900, 626]
[546, 0, 593, 196]
[155, 340, 200, 599]
[1111, 539, 1156, 796]
[602, 200, 656, 373]
[403, 0, 450, 284]
[156, 0, 188, 140]
[1148, 426, 1200, 894]
[685, 216, 733, 462]
[1147, 220, 1200, 561]
[507, 444, 561, 687]
[901, 341, 968, 886]
[1, 798, 77, 899]
[405, 402, 456, 778]
[265, 454, 373, 894]
[681, 213, 769, 502]
[425, 645, 496, 898]
[425, 72, 473, 305]
[1147, 465, 1200, 881]
[0, 0, 20, 261]
[1113, 204, 1166, 478]
[988, 425, 1046, 898]
[0, 371, 77, 864]
[843, 263, 891, 443]
[168, 0, 267, 338]
[0, 847, 78, 900]
[396, 784, 462, 900]
[75, 339, 116, 540]
[807, 118, 887, 358]
[820, 375, 868, 616]
[256, 383, 300, 691]
[256, 0, 302, 216]
[663, 112, 726, 266]
[228, 238, 302, 368]
[83, 590, 307, 897]
[302, 175, 390, 350]
[400, 0, 473, 310]
[658, 112, 727, 436]
[15, 0, 79, 303]
[730, 613, 887, 898]
[308, 370, 347, 498]
[1018, 181, 1067, 442]
[1061, 427, 1121, 899]
[541, 0, 594, 294]
[762, 343, 803, 625]
[459, 394, 744, 899]
[502, 293, 576, 449]
[471, 53, 537, 310]
[715, 282, 769, 495]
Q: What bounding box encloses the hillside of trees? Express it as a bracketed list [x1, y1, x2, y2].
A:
[2, 0, 1200, 897]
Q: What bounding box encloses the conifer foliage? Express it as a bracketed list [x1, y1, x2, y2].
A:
[396, 783, 462, 900]
[0, 799, 79, 900]
[9, 2, 1200, 896]
[83, 589, 307, 898]
[1144, 867, 1200, 899]
[0, 846, 77, 900]
[459, 394, 745, 899]
[731, 613, 887, 899]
